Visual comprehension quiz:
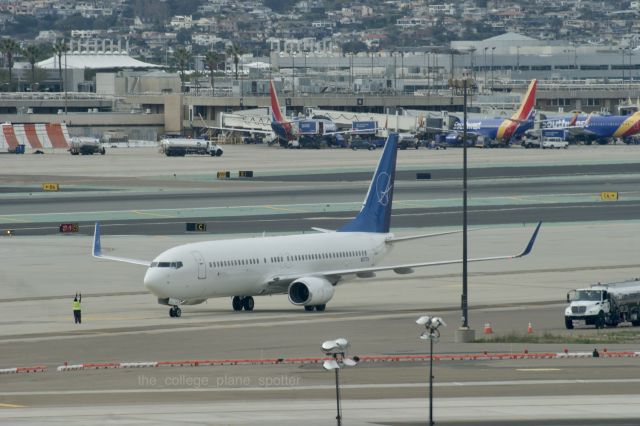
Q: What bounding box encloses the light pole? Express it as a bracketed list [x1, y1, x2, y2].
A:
[321, 338, 358, 426]
[349, 52, 353, 94]
[292, 52, 295, 97]
[483, 47, 488, 91]
[393, 52, 397, 95]
[620, 47, 625, 82]
[417, 316, 447, 426]
[450, 76, 475, 343]
[491, 46, 495, 92]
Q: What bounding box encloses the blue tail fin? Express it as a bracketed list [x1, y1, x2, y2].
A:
[338, 133, 398, 233]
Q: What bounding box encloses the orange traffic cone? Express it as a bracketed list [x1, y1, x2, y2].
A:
[483, 323, 493, 334]
[527, 322, 534, 334]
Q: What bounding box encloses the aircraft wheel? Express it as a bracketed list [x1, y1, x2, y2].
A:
[242, 296, 254, 311]
[170, 306, 180, 318]
[315, 304, 326, 312]
[232, 296, 243, 311]
[304, 305, 314, 312]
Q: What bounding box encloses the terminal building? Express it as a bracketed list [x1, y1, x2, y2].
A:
[2, 34, 640, 139]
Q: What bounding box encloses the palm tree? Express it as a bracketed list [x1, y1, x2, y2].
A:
[173, 47, 191, 92]
[52, 39, 69, 92]
[1, 38, 21, 91]
[204, 51, 221, 94]
[24, 44, 40, 91]
[226, 43, 243, 80]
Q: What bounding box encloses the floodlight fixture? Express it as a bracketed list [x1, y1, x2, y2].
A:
[416, 315, 447, 426]
[321, 338, 358, 426]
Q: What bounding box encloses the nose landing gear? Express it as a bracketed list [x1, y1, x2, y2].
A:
[232, 296, 254, 311]
[169, 306, 182, 318]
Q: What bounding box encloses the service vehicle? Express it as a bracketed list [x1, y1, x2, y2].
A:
[565, 279, 640, 329]
[160, 138, 223, 157]
[69, 137, 105, 155]
[350, 137, 375, 151]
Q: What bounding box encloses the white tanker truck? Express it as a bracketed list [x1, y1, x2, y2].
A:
[565, 279, 640, 329]
[160, 138, 223, 157]
[69, 137, 105, 155]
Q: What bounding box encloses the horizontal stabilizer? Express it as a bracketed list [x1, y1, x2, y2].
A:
[386, 227, 487, 243]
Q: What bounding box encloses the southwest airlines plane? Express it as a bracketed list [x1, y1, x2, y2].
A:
[93, 133, 541, 317]
[449, 79, 537, 145]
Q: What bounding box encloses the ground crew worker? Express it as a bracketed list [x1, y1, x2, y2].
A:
[73, 293, 82, 324]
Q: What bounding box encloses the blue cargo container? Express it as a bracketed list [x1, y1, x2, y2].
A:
[297, 120, 319, 135]
[351, 120, 377, 134]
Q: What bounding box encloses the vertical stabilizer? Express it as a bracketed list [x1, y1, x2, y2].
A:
[269, 80, 296, 141]
[270, 80, 285, 124]
[511, 79, 537, 122]
[338, 133, 399, 233]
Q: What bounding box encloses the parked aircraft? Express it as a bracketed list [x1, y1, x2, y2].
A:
[92, 133, 541, 317]
[445, 79, 538, 146]
[212, 81, 376, 147]
[541, 111, 640, 144]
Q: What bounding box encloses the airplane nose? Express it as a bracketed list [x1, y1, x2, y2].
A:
[144, 269, 164, 296]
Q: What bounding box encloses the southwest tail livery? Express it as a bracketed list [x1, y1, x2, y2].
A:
[269, 79, 299, 143]
[93, 133, 541, 317]
[450, 79, 537, 145]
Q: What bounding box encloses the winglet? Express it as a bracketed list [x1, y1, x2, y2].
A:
[93, 222, 102, 257]
[517, 221, 542, 258]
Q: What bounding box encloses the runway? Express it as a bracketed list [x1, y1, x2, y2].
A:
[0, 144, 639, 424]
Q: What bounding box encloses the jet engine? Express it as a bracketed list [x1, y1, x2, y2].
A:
[288, 277, 335, 306]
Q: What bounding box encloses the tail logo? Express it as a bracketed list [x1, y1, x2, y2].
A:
[376, 172, 393, 206]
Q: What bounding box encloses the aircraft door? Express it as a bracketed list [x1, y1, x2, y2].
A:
[318, 121, 324, 135]
[191, 251, 206, 280]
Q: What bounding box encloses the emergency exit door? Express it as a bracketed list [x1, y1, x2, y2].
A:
[191, 251, 206, 279]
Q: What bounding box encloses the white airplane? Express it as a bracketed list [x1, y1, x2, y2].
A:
[92, 133, 541, 317]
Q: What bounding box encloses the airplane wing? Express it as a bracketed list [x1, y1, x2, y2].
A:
[92, 223, 151, 266]
[269, 222, 541, 284]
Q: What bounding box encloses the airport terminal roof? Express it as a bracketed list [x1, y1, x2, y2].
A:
[37, 53, 163, 70]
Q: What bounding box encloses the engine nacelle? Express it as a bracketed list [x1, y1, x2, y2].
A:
[288, 277, 335, 306]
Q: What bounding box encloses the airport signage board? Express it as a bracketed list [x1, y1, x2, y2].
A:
[42, 183, 59, 192]
[186, 223, 207, 232]
[297, 120, 319, 135]
[59, 223, 79, 233]
[352, 121, 377, 134]
[600, 192, 619, 201]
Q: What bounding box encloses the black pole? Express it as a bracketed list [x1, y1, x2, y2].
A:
[462, 79, 469, 329]
[335, 365, 342, 426]
[429, 336, 434, 426]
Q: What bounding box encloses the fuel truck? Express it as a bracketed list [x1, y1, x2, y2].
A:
[69, 137, 105, 155]
[160, 138, 223, 157]
[565, 279, 640, 329]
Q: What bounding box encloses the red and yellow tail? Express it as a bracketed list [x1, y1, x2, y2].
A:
[510, 79, 537, 122]
[270, 80, 286, 124]
[497, 79, 537, 141]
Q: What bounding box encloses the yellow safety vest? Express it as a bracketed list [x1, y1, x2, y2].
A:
[73, 300, 81, 311]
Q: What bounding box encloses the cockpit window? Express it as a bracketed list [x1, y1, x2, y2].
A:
[152, 261, 183, 269]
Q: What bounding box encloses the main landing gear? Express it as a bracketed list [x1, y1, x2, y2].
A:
[232, 296, 254, 311]
[304, 304, 326, 312]
[169, 306, 182, 318]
